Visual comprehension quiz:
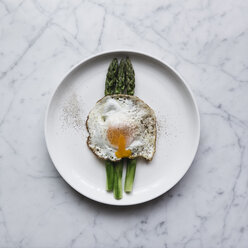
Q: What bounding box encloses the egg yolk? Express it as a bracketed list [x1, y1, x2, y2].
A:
[107, 127, 132, 158]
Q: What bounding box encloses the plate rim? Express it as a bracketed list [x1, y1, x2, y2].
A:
[44, 49, 201, 206]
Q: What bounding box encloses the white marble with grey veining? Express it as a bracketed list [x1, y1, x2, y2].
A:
[0, 0, 248, 247]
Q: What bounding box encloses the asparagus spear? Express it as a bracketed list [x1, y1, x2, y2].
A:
[126, 57, 135, 95]
[113, 160, 123, 200]
[115, 58, 126, 94]
[105, 58, 118, 191]
[105, 160, 114, 192]
[105, 58, 118, 96]
[113, 58, 126, 199]
[124, 57, 137, 193]
[125, 158, 136, 192]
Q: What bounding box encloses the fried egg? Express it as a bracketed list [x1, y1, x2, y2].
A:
[86, 94, 156, 161]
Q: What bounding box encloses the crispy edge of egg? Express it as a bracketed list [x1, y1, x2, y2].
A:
[85, 94, 157, 162]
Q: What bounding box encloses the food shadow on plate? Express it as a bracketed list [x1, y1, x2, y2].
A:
[45, 136, 200, 216]
[59, 171, 186, 215]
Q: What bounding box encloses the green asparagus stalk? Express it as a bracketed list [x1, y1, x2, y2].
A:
[105, 58, 118, 96]
[113, 161, 123, 199]
[113, 58, 126, 199]
[125, 159, 137, 192]
[105, 160, 114, 191]
[115, 58, 126, 94]
[126, 57, 135, 95]
[124, 57, 137, 193]
[105, 58, 118, 191]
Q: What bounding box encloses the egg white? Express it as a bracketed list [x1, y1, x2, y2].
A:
[86, 95, 156, 161]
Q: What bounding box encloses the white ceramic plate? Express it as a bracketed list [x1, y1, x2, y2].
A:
[45, 50, 200, 206]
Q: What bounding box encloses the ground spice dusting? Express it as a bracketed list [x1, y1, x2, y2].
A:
[62, 93, 85, 132]
[156, 113, 167, 138]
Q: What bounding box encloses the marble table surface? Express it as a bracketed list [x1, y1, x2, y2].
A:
[1, 0, 248, 247]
